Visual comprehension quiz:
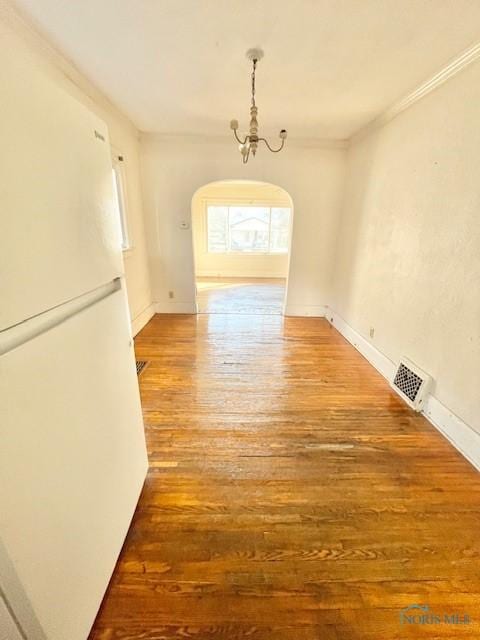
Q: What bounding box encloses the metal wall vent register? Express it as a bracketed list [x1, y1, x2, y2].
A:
[136, 360, 147, 375]
[391, 358, 431, 411]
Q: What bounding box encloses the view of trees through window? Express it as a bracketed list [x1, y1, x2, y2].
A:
[207, 205, 291, 254]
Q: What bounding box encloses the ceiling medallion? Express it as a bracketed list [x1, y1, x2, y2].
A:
[230, 48, 287, 164]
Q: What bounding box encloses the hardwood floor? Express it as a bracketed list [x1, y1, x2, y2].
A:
[196, 277, 286, 315]
[89, 313, 480, 639]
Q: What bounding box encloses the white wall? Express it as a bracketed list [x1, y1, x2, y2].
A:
[192, 181, 291, 278]
[141, 135, 346, 315]
[0, 3, 152, 334]
[333, 59, 480, 434]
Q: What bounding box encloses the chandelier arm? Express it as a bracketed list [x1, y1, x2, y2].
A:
[258, 137, 285, 153]
[233, 129, 248, 145]
[242, 146, 251, 164]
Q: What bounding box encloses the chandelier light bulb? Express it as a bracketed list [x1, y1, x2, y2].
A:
[229, 49, 287, 164]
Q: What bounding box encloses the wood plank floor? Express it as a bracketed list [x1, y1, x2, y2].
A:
[89, 314, 480, 639]
[196, 277, 286, 315]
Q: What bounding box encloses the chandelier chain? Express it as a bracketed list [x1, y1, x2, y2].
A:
[251, 59, 256, 108]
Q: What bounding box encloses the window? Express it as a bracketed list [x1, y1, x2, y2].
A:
[207, 205, 290, 254]
[112, 161, 130, 250]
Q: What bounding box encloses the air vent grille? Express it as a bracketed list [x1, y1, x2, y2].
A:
[136, 360, 147, 375]
[391, 358, 431, 411]
[393, 364, 422, 402]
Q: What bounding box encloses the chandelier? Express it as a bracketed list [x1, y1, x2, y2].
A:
[230, 48, 287, 164]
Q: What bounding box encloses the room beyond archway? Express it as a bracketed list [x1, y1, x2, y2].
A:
[191, 180, 293, 315]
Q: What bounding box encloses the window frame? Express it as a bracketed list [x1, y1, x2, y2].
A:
[204, 198, 292, 256]
[112, 154, 132, 253]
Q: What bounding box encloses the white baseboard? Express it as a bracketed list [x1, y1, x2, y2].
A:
[155, 301, 197, 314]
[284, 304, 327, 317]
[327, 308, 480, 472]
[424, 396, 480, 472]
[131, 303, 156, 337]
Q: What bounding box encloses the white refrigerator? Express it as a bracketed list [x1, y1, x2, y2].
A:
[0, 33, 148, 640]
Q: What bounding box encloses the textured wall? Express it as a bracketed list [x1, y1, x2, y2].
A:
[333, 60, 480, 432]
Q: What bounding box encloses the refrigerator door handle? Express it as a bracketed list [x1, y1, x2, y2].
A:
[0, 279, 122, 357]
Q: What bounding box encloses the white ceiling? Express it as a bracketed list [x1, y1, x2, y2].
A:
[12, 0, 480, 139]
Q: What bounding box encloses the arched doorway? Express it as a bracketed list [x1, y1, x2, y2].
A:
[191, 180, 294, 315]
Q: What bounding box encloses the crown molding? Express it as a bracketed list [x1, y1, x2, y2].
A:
[351, 40, 480, 144]
[140, 131, 348, 150]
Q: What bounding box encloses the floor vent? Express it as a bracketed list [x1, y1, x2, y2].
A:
[391, 358, 431, 411]
[136, 360, 147, 375]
